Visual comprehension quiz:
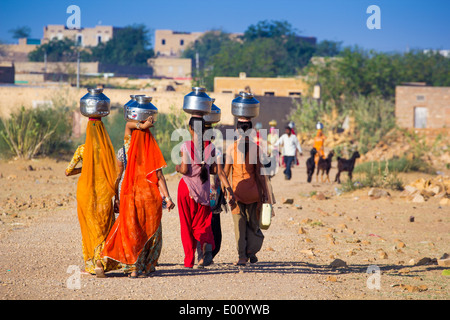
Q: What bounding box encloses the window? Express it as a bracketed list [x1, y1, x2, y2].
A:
[289, 92, 301, 97]
[264, 92, 275, 96]
[76, 35, 82, 46]
[162, 39, 166, 45]
[222, 90, 233, 94]
[97, 35, 102, 44]
[180, 39, 184, 46]
[416, 95, 425, 101]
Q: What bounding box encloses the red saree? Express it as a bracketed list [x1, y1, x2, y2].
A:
[102, 129, 166, 273]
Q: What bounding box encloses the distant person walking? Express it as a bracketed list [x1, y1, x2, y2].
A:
[275, 126, 303, 180]
[313, 122, 326, 166]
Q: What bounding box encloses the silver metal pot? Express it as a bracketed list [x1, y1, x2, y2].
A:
[123, 94, 145, 118]
[316, 121, 324, 130]
[80, 88, 111, 117]
[231, 92, 260, 118]
[124, 95, 158, 121]
[203, 98, 221, 125]
[183, 87, 212, 116]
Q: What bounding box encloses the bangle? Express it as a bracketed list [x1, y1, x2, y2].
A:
[136, 122, 141, 130]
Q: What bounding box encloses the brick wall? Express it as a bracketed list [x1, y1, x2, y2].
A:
[395, 85, 450, 129]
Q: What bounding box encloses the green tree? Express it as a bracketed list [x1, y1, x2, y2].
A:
[9, 26, 31, 40]
[90, 24, 154, 66]
[28, 38, 81, 62]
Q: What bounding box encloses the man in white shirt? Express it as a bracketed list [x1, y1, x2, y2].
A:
[275, 126, 303, 180]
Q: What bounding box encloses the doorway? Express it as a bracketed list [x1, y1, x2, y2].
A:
[414, 107, 427, 128]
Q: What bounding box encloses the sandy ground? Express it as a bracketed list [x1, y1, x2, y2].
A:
[0, 155, 449, 300]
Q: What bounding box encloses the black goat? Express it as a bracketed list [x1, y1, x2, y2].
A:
[335, 151, 361, 184]
[316, 150, 334, 183]
[306, 148, 317, 183]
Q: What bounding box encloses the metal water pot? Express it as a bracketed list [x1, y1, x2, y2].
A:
[123, 94, 145, 118]
[183, 87, 212, 116]
[124, 95, 158, 121]
[203, 98, 221, 125]
[231, 92, 260, 118]
[80, 88, 111, 117]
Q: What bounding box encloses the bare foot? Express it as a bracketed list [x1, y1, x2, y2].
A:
[234, 258, 247, 266]
[94, 260, 106, 278]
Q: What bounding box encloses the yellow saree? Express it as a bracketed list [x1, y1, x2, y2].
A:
[70, 119, 119, 274]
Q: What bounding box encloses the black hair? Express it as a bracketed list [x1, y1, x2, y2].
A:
[188, 117, 208, 184]
[236, 120, 253, 133]
[236, 120, 253, 157]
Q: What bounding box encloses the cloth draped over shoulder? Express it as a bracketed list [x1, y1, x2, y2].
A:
[75, 120, 118, 273]
[180, 140, 215, 206]
[102, 129, 166, 266]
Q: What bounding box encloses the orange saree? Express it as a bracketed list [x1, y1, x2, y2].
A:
[102, 129, 166, 274]
[313, 130, 326, 165]
[75, 119, 118, 274]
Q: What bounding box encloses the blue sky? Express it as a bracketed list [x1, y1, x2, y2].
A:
[0, 0, 449, 52]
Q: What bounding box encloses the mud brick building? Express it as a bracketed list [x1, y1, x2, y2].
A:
[395, 84, 450, 129]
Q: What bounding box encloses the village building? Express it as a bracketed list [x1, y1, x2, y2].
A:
[395, 84, 450, 129]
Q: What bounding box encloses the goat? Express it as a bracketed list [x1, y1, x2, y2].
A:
[316, 150, 334, 183]
[335, 151, 361, 184]
[306, 148, 317, 183]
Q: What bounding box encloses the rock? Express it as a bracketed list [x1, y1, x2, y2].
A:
[439, 198, 450, 206]
[437, 258, 450, 267]
[338, 223, 347, 230]
[304, 238, 313, 243]
[283, 198, 294, 204]
[329, 259, 347, 268]
[440, 253, 449, 259]
[396, 241, 406, 249]
[326, 276, 338, 282]
[298, 227, 307, 234]
[368, 188, 390, 199]
[317, 208, 329, 216]
[411, 194, 425, 203]
[7, 175, 17, 180]
[409, 216, 415, 222]
[313, 192, 327, 200]
[400, 284, 428, 293]
[404, 185, 419, 194]
[301, 218, 312, 224]
[378, 250, 388, 259]
[415, 257, 437, 266]
[420, 189, 435, 198]
[300, 249, 315, 256]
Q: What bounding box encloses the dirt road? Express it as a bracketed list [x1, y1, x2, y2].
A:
[0, 157, 449, 300]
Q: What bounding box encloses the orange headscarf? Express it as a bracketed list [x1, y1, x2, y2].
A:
[76, 120, 117, 270]
[102, 129, 166, 265]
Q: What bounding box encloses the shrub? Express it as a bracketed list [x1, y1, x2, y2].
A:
[0, 105, 72, 159]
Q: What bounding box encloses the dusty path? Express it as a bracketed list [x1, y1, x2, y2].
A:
[0, 156, 449, 300]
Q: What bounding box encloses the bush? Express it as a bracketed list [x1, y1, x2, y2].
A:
[354, 157, 434, 175]
[0, 105, 73, 159]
